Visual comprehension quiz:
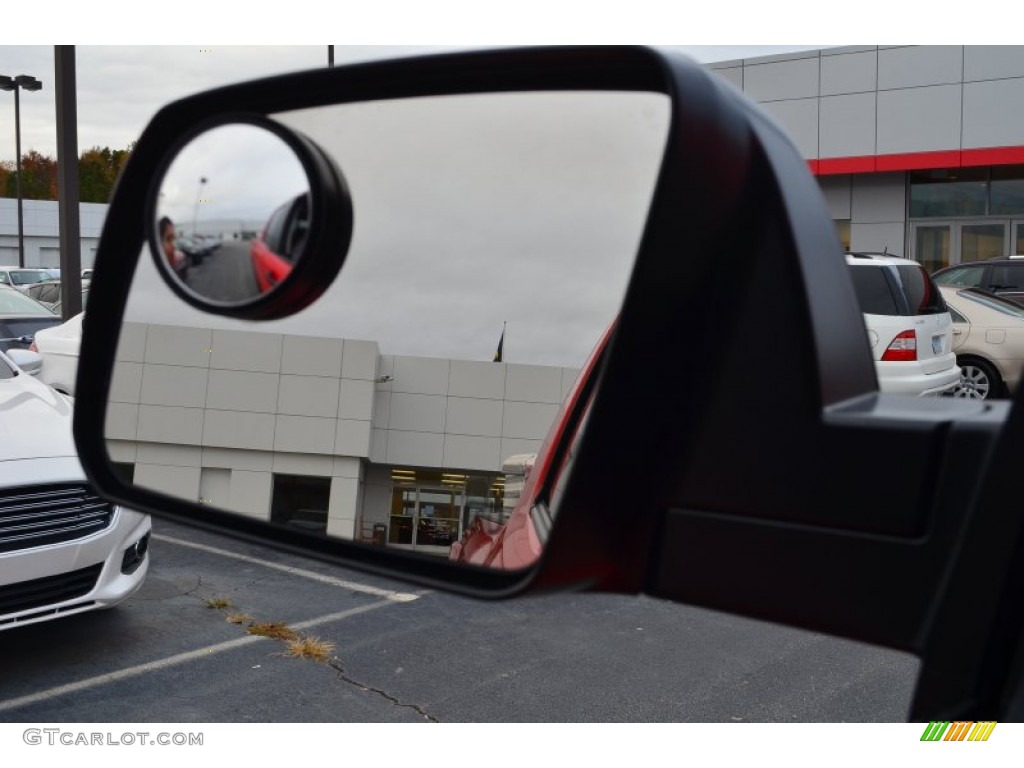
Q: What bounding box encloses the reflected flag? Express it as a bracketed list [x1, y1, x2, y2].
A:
[493, 323, 505, 363]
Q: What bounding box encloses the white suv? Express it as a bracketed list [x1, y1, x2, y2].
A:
[846, 253, 960, 397]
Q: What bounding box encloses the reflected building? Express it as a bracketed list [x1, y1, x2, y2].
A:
[105, 323, 579, 556]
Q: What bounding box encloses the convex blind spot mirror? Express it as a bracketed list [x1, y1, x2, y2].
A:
[105, 87, 670, 579]
[149, 118, 353, 319]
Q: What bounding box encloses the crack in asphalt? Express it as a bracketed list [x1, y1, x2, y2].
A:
[327, 659, 438, 722]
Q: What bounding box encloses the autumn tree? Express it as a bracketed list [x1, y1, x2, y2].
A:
[1, 150, 57, 200]
[0, 144, 133, 203]
[78, 145, 133, 203]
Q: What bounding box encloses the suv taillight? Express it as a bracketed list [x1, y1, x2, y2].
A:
[882, 330, 917, 361]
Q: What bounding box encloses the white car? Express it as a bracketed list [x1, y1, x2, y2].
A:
[30, 311, 83, 396]
[846, 253, 960, 396]
[0, 347, 150, 631]
[0, 267, 53, 294]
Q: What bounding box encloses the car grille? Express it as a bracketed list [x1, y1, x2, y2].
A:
[0, 484, 116, 554]
[0, 563, 102, 620]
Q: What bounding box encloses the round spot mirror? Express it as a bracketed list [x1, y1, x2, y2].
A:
[150, 119, 342, 311]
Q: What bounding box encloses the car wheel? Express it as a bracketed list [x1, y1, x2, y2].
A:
[953, 357, 1003, 400]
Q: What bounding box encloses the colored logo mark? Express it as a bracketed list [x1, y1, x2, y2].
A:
[921, 721, 997, 742]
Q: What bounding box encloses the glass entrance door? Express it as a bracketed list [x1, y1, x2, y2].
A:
[1013, 221, 1024, 256]
[911, 220, 1011, 269]
[960, 221, 1008, 263]
[912, 223, 951, 273]
[388, 485, 463, 553]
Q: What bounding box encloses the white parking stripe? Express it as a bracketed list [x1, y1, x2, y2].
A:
[0, 599, 403, 713]
[153, 534, 422, 602]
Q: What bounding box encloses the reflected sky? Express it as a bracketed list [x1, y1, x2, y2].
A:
[157, 123, 309, 230]
[125, 91, 669, 368]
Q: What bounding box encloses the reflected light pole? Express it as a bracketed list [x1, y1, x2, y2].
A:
[192, 176, 207, 236]
[0, 74, 43, 268]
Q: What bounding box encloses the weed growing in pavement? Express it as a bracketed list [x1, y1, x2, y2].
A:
[284, 635, 337, 664]
[247, 621, 299, 642]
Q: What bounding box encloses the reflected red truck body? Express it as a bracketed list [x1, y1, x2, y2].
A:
[449, 322, 613, 569]
[250, 236, 291, 294]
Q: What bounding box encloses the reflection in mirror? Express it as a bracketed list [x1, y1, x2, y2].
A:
[154, 123, 310, 303]
[107, 91, 670, 570]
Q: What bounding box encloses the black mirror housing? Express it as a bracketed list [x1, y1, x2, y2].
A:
[75, 46, 871, 597]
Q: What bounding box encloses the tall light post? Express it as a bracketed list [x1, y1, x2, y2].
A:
[192, 176, 207, 237]
[0, 74, 43, 268]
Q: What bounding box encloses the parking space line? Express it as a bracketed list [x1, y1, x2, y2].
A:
[153, 534, 422, 602]
[0, 599, 405, 714]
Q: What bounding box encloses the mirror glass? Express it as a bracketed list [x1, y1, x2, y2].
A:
[153, 123, 311, 303]
[106, 91, 670, 569]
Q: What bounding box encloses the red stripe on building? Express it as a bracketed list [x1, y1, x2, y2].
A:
[810, 145, 1024, 176]
[815, 156, 876, 175]
[960, 146, 1024, 167]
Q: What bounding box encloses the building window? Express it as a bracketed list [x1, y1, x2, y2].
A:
[991, 165, 1024, 215]
[909, 168, 988, 218]
[910, 166, 1024, 219]
[111, 462, 135, 484]
[835, 220, 851, 252]
[271, 474, 330, 533]
[385, 467, 504, 552]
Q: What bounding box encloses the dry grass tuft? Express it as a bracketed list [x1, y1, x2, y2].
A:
[205, 597, 233, 610]
[247, 621, 299, 642]
[226, 613, 251, 625]
[284, 635, 337, 664]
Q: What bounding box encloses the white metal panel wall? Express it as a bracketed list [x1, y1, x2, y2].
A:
[963, 79, 1024, 149]
[725, 45, 1024, 160]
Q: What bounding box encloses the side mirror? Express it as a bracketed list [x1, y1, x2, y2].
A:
[76, 46, 872, 598]
[6, 349, 42, 376]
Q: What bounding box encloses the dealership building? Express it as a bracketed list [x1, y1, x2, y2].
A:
[105, 322, 580, 556]
[708, 45, 1024, 270]
[9, 45, 1024, 552]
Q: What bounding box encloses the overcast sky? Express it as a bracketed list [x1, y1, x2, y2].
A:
[3, 42, 835, 367]
[0, 45, 834, 161]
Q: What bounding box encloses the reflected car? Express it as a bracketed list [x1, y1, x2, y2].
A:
[0, 347, 151, 631]
[0, 285, 64, 353]
[24, 279, 90, 313]
[0, 267, 52, 294]
[932, 256, 1024, 307]
[938, 285, 1024, 400]
[451, 323, 612, 568]
[846, 253, 960, 396]
[250, 193, 308, 293]
[177, 235, 214, 267]
[30, 311, 84, 396]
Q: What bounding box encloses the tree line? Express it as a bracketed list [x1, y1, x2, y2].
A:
[0, 145, 133, 204]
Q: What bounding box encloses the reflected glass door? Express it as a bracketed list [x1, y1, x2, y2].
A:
[913, 224, 951, 273]
[415, 488, 461, 549]
[960, 222, 1008, 263]
[1013, 221, 1024, 256]
[388, 487, 416, 545]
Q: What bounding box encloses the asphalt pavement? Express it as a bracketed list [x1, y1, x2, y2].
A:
[0, 519, 919, 722]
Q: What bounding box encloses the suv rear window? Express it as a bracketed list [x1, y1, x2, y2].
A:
[892, 264, 947, 315]
[849, 266, 899, 315]
[848, 263, 947, 317]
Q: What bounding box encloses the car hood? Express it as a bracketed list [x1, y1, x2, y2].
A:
[0, 370, 77, 463]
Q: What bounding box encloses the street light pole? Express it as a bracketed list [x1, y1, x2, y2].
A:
[0, 74, 43, 268]
[192, 176, 207, 237]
